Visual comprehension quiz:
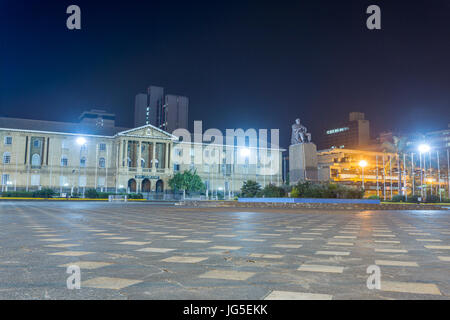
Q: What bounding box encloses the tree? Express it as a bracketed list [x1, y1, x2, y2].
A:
[240, 180, 262, 198]
[168, 170, 205, 195]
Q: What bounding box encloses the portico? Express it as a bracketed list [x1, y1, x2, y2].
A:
[114, 125, 178, 193]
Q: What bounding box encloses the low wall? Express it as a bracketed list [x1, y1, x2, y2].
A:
[238, 198, 380, 204]
[178, 200, 448, 211]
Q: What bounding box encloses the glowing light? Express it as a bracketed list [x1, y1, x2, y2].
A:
[240, 148, 250, 158]
[418, 144, 430, 153]
[359, 160, 368, 168]
[76, 137, 87, 145]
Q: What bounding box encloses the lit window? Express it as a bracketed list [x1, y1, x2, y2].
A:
[60, 176, 68, 187]
[98, 176, 105, 187]
[326, 127, 349, 135]
[2, 174, 10, 185]
[79, 176, 87, 187]
[4, 136, 12, 145]
[31, 175, 40, 186]
[2, 152, 11, 164]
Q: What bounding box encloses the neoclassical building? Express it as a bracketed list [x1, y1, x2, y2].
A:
[0, 111, 284, 196]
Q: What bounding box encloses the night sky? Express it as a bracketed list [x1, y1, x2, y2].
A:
[1, 0, 449, 148]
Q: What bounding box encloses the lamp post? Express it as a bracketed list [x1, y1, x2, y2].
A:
[76, 137, 87, 197]
[359, 160, 368, 190]
[418, 144, 430, 200]
[240, 147, 250, 182]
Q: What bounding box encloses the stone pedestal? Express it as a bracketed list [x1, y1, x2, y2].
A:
[289, 143, 318, 184]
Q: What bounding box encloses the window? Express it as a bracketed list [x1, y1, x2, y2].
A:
[1, 174, 10, 185]
[79, 176, 87, 187]
[326, 127, 349, 135]
[33, 140, 40, 148]
[80, 144, 87, 152]
[153, 158, 159, 168]
[31, 154, 41, 166]
[3, 152, 11, 164]
[99, 143, 106, 151]
[31, 175, 40, 186]
[60, 176, 68, 187]
[98, 176, 105, 187]
[80, 157, 86, 168]
[174, 164, 180, 172]
[99, 157, 106, 168]
[140, 158, 145, 168]
[4, 136, 12, 145]
[61, 156, 68, 167]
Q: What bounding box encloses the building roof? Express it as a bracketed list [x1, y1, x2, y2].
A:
[0, 117, 130, 136]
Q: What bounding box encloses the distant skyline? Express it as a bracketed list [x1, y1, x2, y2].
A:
[1, 0, 449, 148]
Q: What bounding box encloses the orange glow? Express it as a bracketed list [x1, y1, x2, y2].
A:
[359, 160, 368, 168]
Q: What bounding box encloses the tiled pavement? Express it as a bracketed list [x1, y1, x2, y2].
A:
[0, 201, 449, 300]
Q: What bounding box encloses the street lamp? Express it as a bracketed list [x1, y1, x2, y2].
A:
[240, 148, 250, 158]
[76, 137, 87, 197]
[359, 160, 368, 189]
[240, 148, 250, 182]
[76, 137, 87, 145]
[418, 144, 430, 153]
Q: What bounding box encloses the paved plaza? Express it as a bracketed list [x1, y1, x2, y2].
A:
[0, 201, 449, 300]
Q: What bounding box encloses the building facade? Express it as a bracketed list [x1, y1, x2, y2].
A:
[1, 120, 284, 196]
[318, 147, 450, 200]
[320, 112, 370, 150]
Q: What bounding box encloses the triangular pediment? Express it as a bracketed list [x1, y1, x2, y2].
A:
[116, 124, 178, 140]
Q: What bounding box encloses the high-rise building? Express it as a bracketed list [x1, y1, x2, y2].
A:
[134, 86, 164, 128]
[162, 94, 189, 133]
[319, 112, 370, 150]
[134, 85, 188, 133]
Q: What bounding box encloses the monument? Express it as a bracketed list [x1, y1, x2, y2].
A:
[289, 118, 318, 184]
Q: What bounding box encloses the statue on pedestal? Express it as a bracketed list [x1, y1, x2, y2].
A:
[291, 118, 311, 145]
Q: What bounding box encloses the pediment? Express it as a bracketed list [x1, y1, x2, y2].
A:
[116, 124, 177, 140]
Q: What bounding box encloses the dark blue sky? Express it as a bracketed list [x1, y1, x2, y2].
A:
[1, 0, 449, 147]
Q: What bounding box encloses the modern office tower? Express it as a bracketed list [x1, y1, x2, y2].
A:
[134, 85, 164, 128]
[319, 112, 370, 150]
[134, 85, 188, 133]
